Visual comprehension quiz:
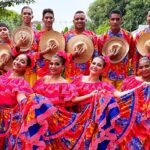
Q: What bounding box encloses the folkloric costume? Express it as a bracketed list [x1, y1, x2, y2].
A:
[11, 26, 39, 86]
[98, 29, 135, 89]
[64, 30, 98, 79]
[16, 54, 120, 149]
[0, 71, 33, 149]
[115, 76, 150, 149]
[36, 30, 65, 79]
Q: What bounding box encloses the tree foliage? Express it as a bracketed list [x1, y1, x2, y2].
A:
[0, 0, 35, 8]
[0, 8, 21, 31]
[87, 0, 150, 33]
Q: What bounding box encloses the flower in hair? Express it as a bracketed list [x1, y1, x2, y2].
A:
[26, 52, 36, 68]
[56, 50, 69, 65]
[102, 55, 110, 72]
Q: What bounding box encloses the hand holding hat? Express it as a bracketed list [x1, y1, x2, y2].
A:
[0, 44, 12, 70]
[102, 37, 129, 63]
[12, 26, 34, 52]
[72, 41, 86, 58]
[46, 39, 59, 50]
[108, 43, 121, 59]
[39, 30, 65, 60]
[67, 35, 94, 63]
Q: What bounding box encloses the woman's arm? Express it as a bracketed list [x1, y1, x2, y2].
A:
[17, 93, 27, 103]
[114, 82, 145, 98]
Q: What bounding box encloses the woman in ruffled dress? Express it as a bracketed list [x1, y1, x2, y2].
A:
[115, 56, 150, 149]
[17, 53, 120, 150]
[0, 53, 33, 149]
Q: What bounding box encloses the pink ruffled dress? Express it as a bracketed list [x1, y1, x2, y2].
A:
[115, 76, 150, 149]
[72, 75, 115, 112]
[18, 76, 120, 150]
[0, 71, 33, 149]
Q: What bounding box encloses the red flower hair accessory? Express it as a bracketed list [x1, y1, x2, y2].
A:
[56, 50, 69, 66]
[99, 55, 110, 73]
[26, 52, 37, 68]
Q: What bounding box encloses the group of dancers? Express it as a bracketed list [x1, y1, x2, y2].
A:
[0, 5, 149, 150]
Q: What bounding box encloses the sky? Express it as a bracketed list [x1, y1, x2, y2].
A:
[7, 0, 94, 31]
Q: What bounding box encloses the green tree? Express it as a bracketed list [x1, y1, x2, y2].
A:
[0, 8, 21, 31]
[0, 0, 35, 8]
[87, 0, 150, 33]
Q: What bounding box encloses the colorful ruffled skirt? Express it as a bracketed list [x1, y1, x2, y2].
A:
[17, 92, 119, 150]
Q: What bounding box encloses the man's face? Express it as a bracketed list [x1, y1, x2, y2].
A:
[109, 13, 122, 31]
[147, 11, 150, 26]
[22, 8, 33, 25]
[42, 12, 54, 29]
[0, 26, 9, 40]
[73, 13, 86, 30]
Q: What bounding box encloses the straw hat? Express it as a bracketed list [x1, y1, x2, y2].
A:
[0, 44, 12, 71]
[102, 37, 129, 63]
[39, 30, 65, 60]
[66, 35, 94, 63]
[137, 32, 150, 56]
[12, 26, 34, 52]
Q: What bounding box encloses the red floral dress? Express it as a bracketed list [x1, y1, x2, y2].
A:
[18, 76, 120, 150]
[0, 71, 33, 149]
[115, 76, 150, 149]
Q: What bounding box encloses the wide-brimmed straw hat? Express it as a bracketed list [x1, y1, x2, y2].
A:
[66, 35, 94, 63]
[102, 37, 129, 63]
[39, 30, 65, 60]
[12, 26, 34, 52]
[137, 32, 150, 56]
[0, 43, 12, 71]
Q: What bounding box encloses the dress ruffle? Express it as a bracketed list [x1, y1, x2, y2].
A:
[0, 71, 33, 97]
[18, 90, 120, 150]
[121, 76, 143, 91]
[115, 84, 150, 150]
[33, 78, 78, 105]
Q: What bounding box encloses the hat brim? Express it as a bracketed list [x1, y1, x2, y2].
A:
[102, 37, 129, 63]
[137, 32, 150, 56]
[66, 35, 94, 63]
[12, 26, 34, 52]
[0, 44, 12, 71]
[39, 30, 65, 60]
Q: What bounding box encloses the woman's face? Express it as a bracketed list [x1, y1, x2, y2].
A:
[13, 54, 28, 73]
[138, 59, 150, 79]
[49, 57, 64, 75]
[89, 57, 104, 76]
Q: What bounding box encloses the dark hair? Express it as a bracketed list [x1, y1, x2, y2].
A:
[21, 6, 33, 15]
[139, 56, 150, 64]
[52, 54, 66, 65]
[42, 8, 54, 18]
[0, 23, 9, 30]
[26, 55, 31, 66]
[108, 9, 122, 18]
[97, 56, 106, 68]
[74, 10, 85, 15]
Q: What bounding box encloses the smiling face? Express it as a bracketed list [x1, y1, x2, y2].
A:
[13, 54, 29, 74]
[73, 12, 86, 31]
[42, 12, 54, 30]
[49, 56, 64, 76]
[89, 57, 105, 76]
[138, 58, 150, 79]
[109, 13, 122, 32]
[21, 7, 33, 26]
[0, 26, 9, 40]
